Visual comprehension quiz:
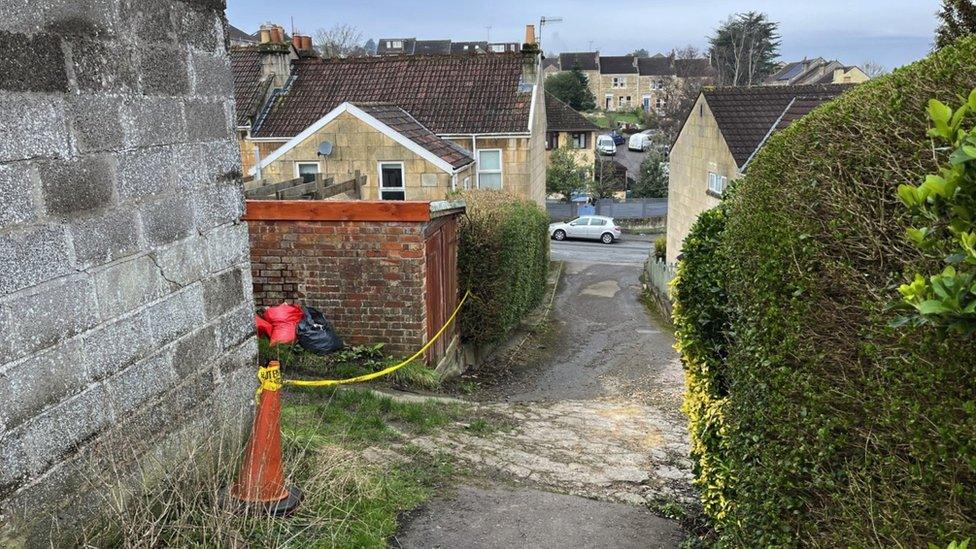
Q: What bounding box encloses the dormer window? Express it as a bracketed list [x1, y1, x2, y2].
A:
[389, 40, 403, 49]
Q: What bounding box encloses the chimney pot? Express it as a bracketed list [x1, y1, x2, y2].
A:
[301, 35, 312, 51]
[271, 26, 283, 43]
[259, 28, 271, 44]
[292, 35, 303, 50]
[524, 24, 536, 46]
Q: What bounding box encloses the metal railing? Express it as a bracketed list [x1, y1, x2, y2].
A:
[643, 257, 677, 319]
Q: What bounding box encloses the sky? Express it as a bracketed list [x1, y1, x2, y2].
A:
[226, 0, 940, 70]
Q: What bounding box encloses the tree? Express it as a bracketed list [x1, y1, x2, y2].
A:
[546, 145, 588, 201]
[364, 38, 377, 55]
[861, 60, 888, 78]
[708, 12, 781, 86]
[313, 24, 364, 58]
[545, 65, 596, 111]
[672, 45, 702, 59]
[632, 152, 668, 198]
[644, 72, 713, 142]
[631, 48, 650, 57]
[590, 158, 625, 199]
[936, 0, 976, 48]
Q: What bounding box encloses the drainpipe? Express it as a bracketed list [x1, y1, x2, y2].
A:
[470, 136, 478, 188]
[254, 145, 262, 181]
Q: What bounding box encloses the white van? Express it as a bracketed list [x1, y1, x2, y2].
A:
[628, 131, 653, 152]
[597, 134, 617, 156]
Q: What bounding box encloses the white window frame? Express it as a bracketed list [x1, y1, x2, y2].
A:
[490, 44, 505, 53]
[295, 161, 320, 182]
[377, 161, 406, 200]
[570, 132, 587, 149]
[707, 172, 727, 195]
[389, 40, 403, 49]
[476, 149, 503, 189]
[655, 97, 667, 109]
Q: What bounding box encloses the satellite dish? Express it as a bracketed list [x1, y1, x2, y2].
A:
[317, 141, 334, 157]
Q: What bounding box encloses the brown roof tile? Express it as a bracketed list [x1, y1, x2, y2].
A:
[704, 84, 850, 167]
[356, 103, 474, 169]
[229, 47, 265, 126]
[252, 54, 532, 138]
[544, 93, 599, 132]
[599, 55, 637, 74]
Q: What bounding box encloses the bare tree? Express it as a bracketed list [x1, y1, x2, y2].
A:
[860, 60, 888, 78]
[708, 12, 781, 86]
[671, 45, 702, 59]
[313, 24, 364, 58]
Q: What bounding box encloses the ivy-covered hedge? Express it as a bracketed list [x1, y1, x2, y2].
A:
[674, 37, 976, 545]
[457, 190, 549, 347]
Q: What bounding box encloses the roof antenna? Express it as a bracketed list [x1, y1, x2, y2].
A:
[539, 16, 563, 52]
[486, 25, 492, 43]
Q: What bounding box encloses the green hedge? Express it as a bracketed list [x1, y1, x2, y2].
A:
[674, 37, 976, 545]
[457, 190, 549, 347]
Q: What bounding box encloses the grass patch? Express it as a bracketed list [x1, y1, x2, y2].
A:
[81, 388, 463, 547]
[586, 110, 642, 129]
[260, 340, 442, 392]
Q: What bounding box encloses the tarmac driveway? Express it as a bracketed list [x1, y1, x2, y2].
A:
[394, 241, 691, 548]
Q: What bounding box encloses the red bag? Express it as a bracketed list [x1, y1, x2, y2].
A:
[262, 303, 304, 345]
[255, 315, 273, 340]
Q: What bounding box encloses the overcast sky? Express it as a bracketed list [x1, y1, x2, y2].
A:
[227, 0, 940, 70]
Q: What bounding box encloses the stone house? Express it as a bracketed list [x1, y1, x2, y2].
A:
[234, 33, 548, 205]
[250, 102, 476, 200]
[545, 93, 599, 166]
[765, 58, 870, 86]
[666, 85, 850, 263]
[547, 52, 716, 113]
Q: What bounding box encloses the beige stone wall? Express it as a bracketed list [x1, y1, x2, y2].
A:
[666, 94, 741, 263]
[257, 112, 466, 200]
[447, 136, 543, 205]
[547, 131, 596, 166]
[239, 138, 285, 177]
[526, 84, 548, 206]
[599, 73, 640, 111]
[637, 75, 673, 111]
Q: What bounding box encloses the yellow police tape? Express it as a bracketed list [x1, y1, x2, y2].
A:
[259, 290, 472, 396]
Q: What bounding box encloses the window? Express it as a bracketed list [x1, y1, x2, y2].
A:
[653, 79, 665, 90]
[490, 44, 506, 53]
[591, 218, 607, 226]
[612, 77, 626, 88]
[378, 162, 405, 200]
[571, 132, 587, 149]
[707, 172, 727, 195]
[655, 97, 667, 110]
[477, 149, 502, 189]
[388, 40, 402, 48]
[618, 96, 631, 108]
[296, 162, 319, 183]
[546, 132, 558, 150]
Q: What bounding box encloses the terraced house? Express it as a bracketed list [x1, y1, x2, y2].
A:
[232, 29, 547, 205]
[549, 52, 716, 112]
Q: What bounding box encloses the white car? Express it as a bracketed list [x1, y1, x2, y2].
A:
[628, 131, 653, 152]
[596, 134, 617, 156]
[549, 216, 622, 244]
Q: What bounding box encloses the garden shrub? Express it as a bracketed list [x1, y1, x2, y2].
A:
[674, 36, 976, 545]
[456, 190, 549, 347]
[671, 205, 734, 523]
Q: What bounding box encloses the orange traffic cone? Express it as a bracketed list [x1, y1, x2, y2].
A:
[229, 360, 302, 515]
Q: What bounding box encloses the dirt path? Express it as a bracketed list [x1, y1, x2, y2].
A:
[393, 256, 694, 548]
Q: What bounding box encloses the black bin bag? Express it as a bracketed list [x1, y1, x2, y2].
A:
[297, 306, 344, 355]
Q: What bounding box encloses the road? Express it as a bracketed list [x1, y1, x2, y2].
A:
[395, 239, 692, 548]
[550, 237, 654, 266]
[607, 146, 651, 182]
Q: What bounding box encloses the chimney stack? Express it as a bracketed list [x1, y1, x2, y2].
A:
[524, 24, 536, 46]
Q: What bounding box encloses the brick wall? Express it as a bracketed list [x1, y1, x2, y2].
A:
[0, 0, 256, 542]
[249, 219, 428, 356]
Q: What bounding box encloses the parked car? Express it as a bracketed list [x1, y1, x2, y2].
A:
[608, 130, 627, 146]
[597, 134, 617, 156]
[628, 131, 653, 152]
[549, 216, 622, 244]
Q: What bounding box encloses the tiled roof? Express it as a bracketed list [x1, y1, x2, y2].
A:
[599, 55, 637, 74]
[544, 93, 599, 132]
[229, 47, 265, 126]
[414, 40, 451, 55]
[227, 24, 256, 44]
[451, 41, 488, 55]
[703, 84, 849, 167]
[559, 52, 599, 71]
[638, 56, 674, 76]
[674, 59, 716, 78]
[252, 54, 533, 138]
[357, 103, 474, 169]
[542, 58, 560, 70]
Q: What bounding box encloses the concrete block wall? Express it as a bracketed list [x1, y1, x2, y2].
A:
[0, 0, 256, 543]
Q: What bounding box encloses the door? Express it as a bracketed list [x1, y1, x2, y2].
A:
[642, 95, 651, 112]
[587, 217, 608, 239]
[425, 218, 459, 365]
[567, 217, 590, 238]
[605, 94, 612, 110]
